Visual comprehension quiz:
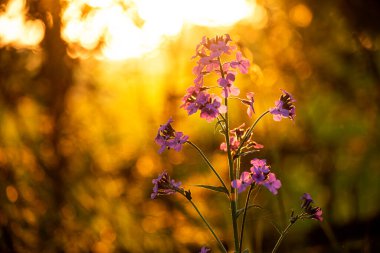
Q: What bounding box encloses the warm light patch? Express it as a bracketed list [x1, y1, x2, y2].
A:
[6, 185, 18, 202]
[0, 0, 45, 48]
[289, 3, 313, 28]
[61, 0, 256, 60]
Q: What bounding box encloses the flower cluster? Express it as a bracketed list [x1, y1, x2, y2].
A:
[231, 158, 281, 194]
[300, 193, 323, 221]
[155, 118, 189, 153]
[219, 123, 263, 157]
[151, 171, 183, 199]
[181, 34, 251, 122]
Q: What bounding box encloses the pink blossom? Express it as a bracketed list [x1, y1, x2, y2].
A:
[230, 51, 250, 74]
[241, 92, 255, 117]
[269, 89, 296, 121]
[262, 173, 281, 195]
[218, 72, 240, 98]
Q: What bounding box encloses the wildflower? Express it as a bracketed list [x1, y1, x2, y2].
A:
[250, 158, 270, 183]
[262, 173, 282, 195]
[151, 171, 183, 199]
[232, 159, 281, 195]
[230, 51, 250, 74]
[155, 118, 189, 153]
[301, 193, 313, 209]
[241, 92, 255, 118]
[231, 171, 253, 193]
[269, 89, 296, 121]
[230, 123, 246, 139]
[200, 94, 227, 122]
[217, 72, 240, 98]
[300, 193, 323, 221]
[220, 136, 240, 152]
[199, 246, 211, 253]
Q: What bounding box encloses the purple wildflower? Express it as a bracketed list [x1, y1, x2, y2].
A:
[269, 89, 296, 121]
[262, 173, 282, 195]
[151, 171, 183, 199]
[155, 118, 189, 154]
[199, 246, 211, 253]
[199, 94, 227, 122]
[231, 171, 253, 193]
[301, 193, 313, 209]
[250, 158, 270, 184]
[241, 92, 255, 118]
[182, 87, 226, 122]
[232, 159, 281, 195]
[230, 51, 250, 74]
[300, 193, 323, 221]
[217, 72, 240, 98]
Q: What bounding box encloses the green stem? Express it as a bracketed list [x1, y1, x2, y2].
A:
[218, 56, 239, 252]
[236, 111, 269, 156]
[224, 97, 240, 253]
[235, 157, 241, 203]
[188, 198, 228, 253]
[271, 221, 296, 253]
[187, 141, 228, 192]
[239, 185, 254, 253]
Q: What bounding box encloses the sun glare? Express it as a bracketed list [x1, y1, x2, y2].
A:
[62, 0, 255, 60]
[0, 0, 256, 59]
[0, 0, 45, 48]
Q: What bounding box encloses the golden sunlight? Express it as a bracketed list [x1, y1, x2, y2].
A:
[0, 0, 45, 48]
[61, 0, 255, 60]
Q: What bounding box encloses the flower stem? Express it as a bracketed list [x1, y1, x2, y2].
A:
[271, 221, 296, 253]
[236, 110, 269, 156]
[187, 141, 228, 192]
[224, 97, 240, 253]
[187, 198, 228, 253]
[218, 56, 239, 252]
[239, 185, 254, 253]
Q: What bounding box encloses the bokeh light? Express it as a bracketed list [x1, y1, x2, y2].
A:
[0, 0, 45, 48]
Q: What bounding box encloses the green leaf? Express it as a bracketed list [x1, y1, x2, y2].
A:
[236, 204, 263, 218]
[194, 184, 229, 195]
[242, 249, 250, 253]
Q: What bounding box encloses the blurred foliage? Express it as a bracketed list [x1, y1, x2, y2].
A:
[0, 0, 380, 252]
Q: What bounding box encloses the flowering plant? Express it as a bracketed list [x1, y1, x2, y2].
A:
[152, 35, 322, 253]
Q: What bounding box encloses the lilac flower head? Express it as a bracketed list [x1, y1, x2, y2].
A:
[269, 89, 296, 121]
[155, 118, 189, 153]
[151, 171, 183, 199]
[199, 246, 211, 253]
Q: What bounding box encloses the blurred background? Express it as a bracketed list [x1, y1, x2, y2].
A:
[0, 0, 379, 252]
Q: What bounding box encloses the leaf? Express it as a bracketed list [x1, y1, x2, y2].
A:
[242, 249, 250, 253]
[194, 184, 229, 195]
[236, 204, 263, 218]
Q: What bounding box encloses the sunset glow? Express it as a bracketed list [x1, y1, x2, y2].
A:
[0, 0, 45, 48]
[61, 0, 255, 60]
